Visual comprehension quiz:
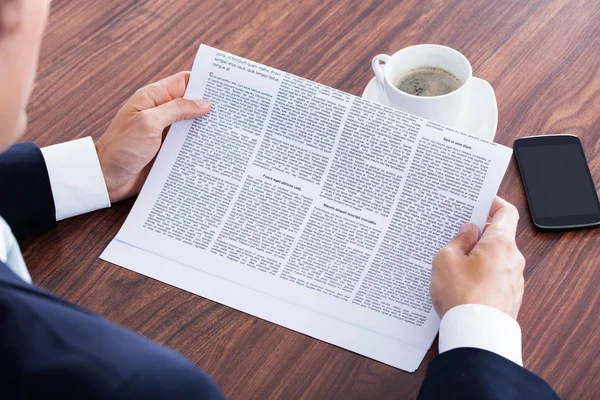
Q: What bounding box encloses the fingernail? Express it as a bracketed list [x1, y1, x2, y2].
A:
[194, 99, 211, 109]
[459, 223, 473, 234]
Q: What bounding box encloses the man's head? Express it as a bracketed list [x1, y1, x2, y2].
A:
[0, 0, 51, 150]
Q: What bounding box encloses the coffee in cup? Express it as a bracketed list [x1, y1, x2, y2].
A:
[394, 67, 462, 97]
[371, 45, 473, 128]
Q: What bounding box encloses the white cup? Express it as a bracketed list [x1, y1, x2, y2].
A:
[372, 44, 472, 129]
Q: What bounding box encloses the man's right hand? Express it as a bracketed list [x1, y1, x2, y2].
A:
[95, 71, 211, 204]
[430, 196, 526, 320]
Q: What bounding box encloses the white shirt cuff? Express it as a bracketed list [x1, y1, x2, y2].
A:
[439, 304, 523, 366]
[41, 137, 111, 221]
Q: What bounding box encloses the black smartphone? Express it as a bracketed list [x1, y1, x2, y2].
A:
[513, 134, 600, 231]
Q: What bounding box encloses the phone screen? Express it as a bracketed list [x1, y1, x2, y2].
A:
[517, 143, 600, 218]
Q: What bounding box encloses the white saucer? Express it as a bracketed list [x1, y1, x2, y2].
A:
[361, 77, 498, 141]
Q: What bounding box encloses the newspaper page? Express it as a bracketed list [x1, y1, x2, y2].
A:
[101, 44, 512, 372]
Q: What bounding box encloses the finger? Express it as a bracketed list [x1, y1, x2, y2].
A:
[489, 196, 509, 218]
[482, 199, 520, 239]
[149, 98, 211, 127]
[129, 71, 192, 110]
[443, 223, 480, 256]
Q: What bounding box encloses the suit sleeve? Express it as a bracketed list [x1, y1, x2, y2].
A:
[0, 142, 57, 239]
[417, 348, 561, 400]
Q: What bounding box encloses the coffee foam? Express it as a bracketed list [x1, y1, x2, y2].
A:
[394, 67, 462, 97]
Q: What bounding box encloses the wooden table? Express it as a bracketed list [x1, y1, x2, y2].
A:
[21, 0, 600, 398]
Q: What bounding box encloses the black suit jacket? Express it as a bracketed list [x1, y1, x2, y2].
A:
[0, 142, 560, 399]
[0, 143, 223, 399]
[418, 348, 561, 399]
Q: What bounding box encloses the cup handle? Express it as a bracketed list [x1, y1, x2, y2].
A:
[372, 54, 391, 88]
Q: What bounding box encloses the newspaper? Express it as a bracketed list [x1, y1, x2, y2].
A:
[101, 44, 512, 372]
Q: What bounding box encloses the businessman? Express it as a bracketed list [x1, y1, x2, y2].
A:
[1, 0, 560, 398]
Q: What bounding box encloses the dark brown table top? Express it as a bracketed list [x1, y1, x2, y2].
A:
[21, 0, 600, 398]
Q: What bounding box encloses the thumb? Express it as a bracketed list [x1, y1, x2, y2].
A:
[445, 223, 479, 256]
[150, 98, 211, 127]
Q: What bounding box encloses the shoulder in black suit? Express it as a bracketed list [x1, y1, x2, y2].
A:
[0, 143, 223, 399]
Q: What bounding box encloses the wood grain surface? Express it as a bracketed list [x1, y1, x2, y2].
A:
[19, 0, 600, 398]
